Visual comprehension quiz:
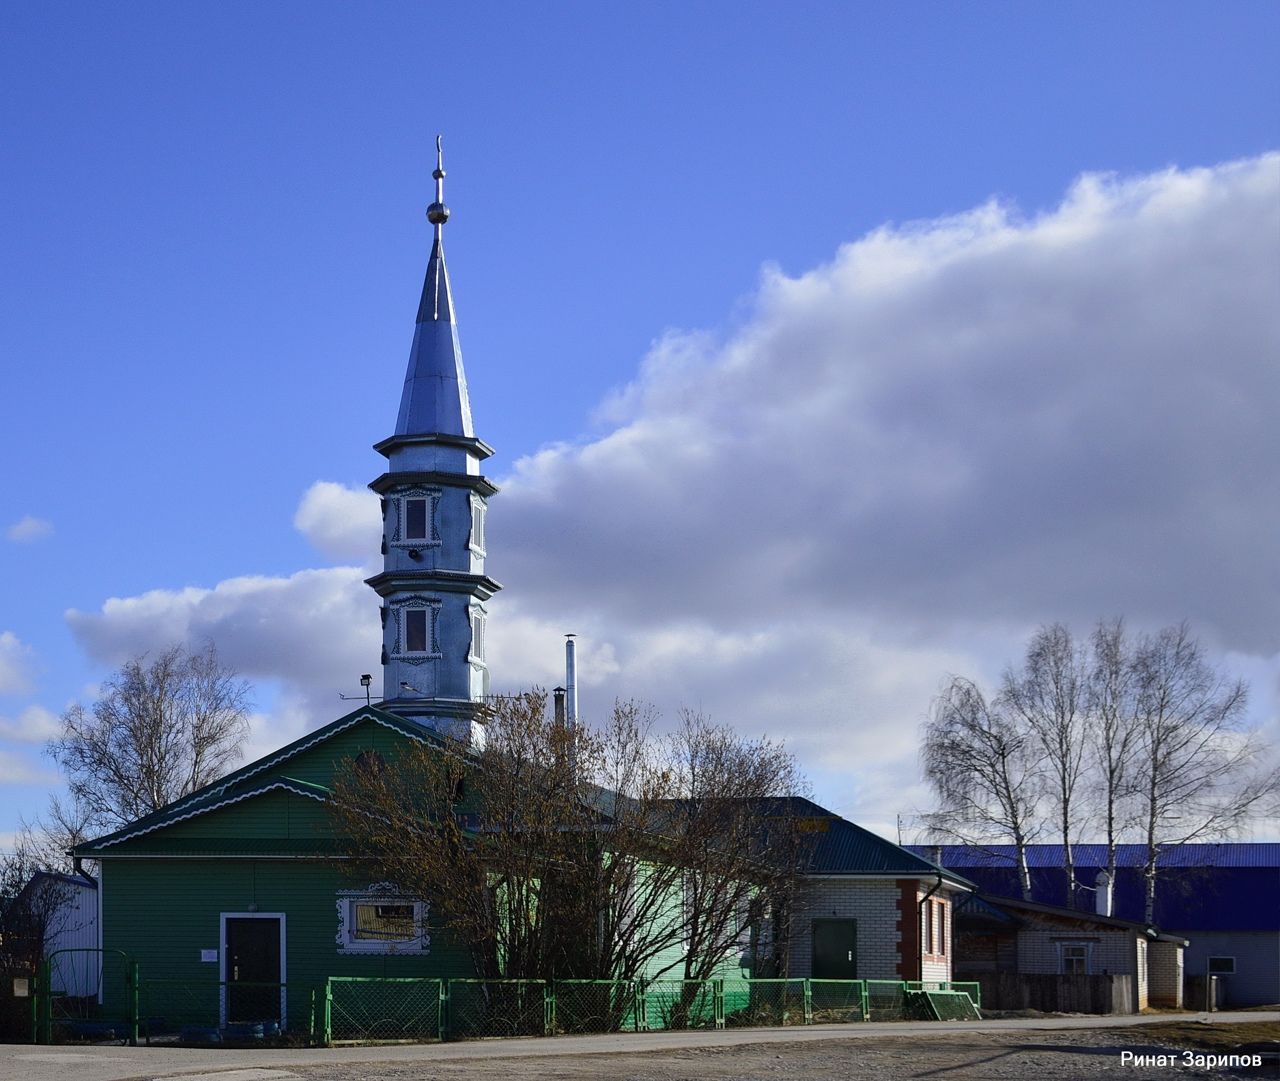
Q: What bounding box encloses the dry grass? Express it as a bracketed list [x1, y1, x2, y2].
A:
[1118, 1018, 1280, 1051]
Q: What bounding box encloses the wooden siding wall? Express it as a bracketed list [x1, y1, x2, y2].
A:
[101, 857, 476, 1029]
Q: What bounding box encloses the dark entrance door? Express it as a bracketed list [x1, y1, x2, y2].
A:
[225, 917, 282, 1025]
[811, 918, 858, 979]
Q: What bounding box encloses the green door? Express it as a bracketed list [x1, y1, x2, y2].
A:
[812, 918, 857, 979]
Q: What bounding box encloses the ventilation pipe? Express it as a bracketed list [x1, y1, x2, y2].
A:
[1095, 869, 1114, 917]
[564, 635, 578, 778]
[564, 634, 578, 732]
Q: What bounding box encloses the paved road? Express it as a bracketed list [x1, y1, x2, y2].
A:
[2, 1011, 1276, 1081]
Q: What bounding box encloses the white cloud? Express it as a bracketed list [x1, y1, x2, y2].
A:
[294, 481, 380, 565]
[0, 749, 56, 786]
[0, 632, 35, 695]
[6, 516, 53, 543]
[0, 704, 61, 745]
[63, 155, 1280, 836]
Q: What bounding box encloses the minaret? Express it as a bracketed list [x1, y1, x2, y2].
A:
[365, 137, 500, 741]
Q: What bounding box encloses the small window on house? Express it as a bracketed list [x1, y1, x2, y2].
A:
[923, 903, 933, 954]
[935, 900, 946, 956]
[470, 609, 485, 661]
[405, 498, 429, 540]
[1207, 956, 1235, 974]
[1060, 943, 1090, 975]
[336, 890, 430, 954]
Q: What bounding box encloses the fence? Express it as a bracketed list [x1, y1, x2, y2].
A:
[319, 977, 981, 1044]
[33, 967, 981, 1046]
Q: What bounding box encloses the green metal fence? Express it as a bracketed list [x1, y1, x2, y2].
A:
[314, 976, 980, 1043]
[34, 949, 138, 1046]
[34, 963, 980, 1046]
[325, 976, 442, 1043]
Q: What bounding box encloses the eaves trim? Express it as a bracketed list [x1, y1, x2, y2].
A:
[79, 780, 328, 852]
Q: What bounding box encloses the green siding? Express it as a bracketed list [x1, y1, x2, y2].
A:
[102, 857, 477, 1031]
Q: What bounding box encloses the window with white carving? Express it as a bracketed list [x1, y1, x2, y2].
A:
[469, 496, 487, 555]
[336, 887, 429, 954]
[470, 608, 486, 662]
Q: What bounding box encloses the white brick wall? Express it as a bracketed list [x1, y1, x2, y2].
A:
[788, 880, 902, 979]
[1148, 940, 1183, 1007]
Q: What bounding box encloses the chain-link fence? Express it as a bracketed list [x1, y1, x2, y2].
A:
[640, 979, 721, 1030]
[808, 979, 866, 1023]
[326, 977, 441, 1043]
[551, 979, 641, 1034]
[722, 977, 807, 1026]
[865, 979, 909, 1020]
[34, 949, 138, 1045]
[446, 979, 549, 1039]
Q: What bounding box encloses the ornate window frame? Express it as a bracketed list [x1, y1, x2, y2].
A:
[390, 596, 442, 662]
[335, 882, 430, 956]
[389, 487, 442, 550]
[468, 494, 487, 557]
[468, 603, 487, 665]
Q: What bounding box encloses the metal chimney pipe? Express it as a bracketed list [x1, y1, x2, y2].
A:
[1095, 870, 1113, 917]
[564, 635, 578, 732]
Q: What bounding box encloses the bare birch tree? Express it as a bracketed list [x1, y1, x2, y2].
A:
[1130, 623, 1278, 921]
[1001, 624, 1090, 907]
[48, 643, 251, 832]
[1087, 617, 1141, 886]
[921, 677, 1043, 899]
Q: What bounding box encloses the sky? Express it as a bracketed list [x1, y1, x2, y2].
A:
[2, 2, 1278, 849]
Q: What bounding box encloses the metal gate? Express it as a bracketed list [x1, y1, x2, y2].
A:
[34, 948, 138, 1044]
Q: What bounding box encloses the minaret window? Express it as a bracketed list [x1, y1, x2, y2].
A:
[469, 496, 487, 555]
[469, 608, 486, 662]
[391, 597, 442, 660]
[390, 488, 441, 549]
[405, 498, 429, 540]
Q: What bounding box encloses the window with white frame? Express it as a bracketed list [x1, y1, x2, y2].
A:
[336, 886, 430, 955]
[1058, 941, 1092, 975]
[469, 495, 487, 555]
[469, 608, 486, 662]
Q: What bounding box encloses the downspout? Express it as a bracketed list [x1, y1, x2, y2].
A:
[917, 871, 945, 980]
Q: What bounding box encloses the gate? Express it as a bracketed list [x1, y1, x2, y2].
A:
[34, 948, 138, 1045]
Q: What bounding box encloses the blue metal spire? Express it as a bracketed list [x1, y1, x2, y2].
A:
[394, 136, 474, 439]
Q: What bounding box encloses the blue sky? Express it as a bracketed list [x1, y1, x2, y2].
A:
[2, 2, 1278, 847]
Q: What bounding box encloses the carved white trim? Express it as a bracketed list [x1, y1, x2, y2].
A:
[335, 886, 431, 955]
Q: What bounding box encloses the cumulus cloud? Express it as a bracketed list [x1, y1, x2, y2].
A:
[0, 704, 61, 745]
[63, 156, 1280, 836]
[294, 482, 380, 564]
[0, 632, 35, 695]
[6, 516, 53, 543]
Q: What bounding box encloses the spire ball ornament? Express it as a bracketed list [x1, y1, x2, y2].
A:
[427, 134, 449, 226]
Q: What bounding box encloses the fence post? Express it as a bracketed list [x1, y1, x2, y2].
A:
[544, 981, 554, 1036]
[438, 979, 449, 1042]
[860, 979, 868, 1022]
[712, 978, 724, 1029]
[308, 987, 316, 1046]
[38, 958, 51, 1044]
[802, 979, 812, 1025]
[29, 968, 39, 1045]
[322, 977, 332, 1046]
[126, 960, 139, 1046]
